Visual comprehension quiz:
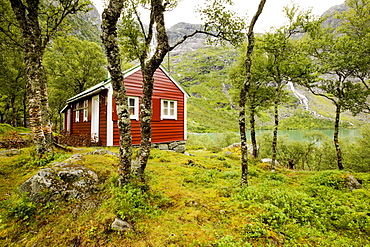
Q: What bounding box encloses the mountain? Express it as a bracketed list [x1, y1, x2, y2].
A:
[167, 22, 210, 56]
[321, 3, 350, 28]
[165, 2, 370, 133]
[85, 3, 369, 133]
[69, 4, 102, 44]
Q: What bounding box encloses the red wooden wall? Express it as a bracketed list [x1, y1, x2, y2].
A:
[67, 67, 186, 146]
[112, 67, 185, 146]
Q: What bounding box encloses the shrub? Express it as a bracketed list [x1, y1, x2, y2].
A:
[104, 181, 171, 223]
[55, 131, 99, 147]
[0, 195, 37, 222]
[0, 123, 15, 134]
[306, 170, 348, 190]
[0, 131, 30, 149]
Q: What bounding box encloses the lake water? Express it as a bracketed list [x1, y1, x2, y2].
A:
[245, 129, 361, 142]
[192, 129, 362, 142]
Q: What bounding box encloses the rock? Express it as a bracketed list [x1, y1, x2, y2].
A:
[261, 158, 280, 166]
[157, 144, 169, 150]
[0, 149, 23, 157]
[19, 154, 98, 203]
[111, 218, 133, 231]
[87, 149, 119, 157]
[173, 145, 186, 153]
[168, 142, 179, 150]
[345, 174, 362, 191]
[225, 143, 241, 149]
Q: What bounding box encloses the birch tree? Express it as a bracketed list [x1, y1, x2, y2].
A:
[236, 0, 266, 185]
[1, 0, 89, 156]
[102, 0, 245, 183]
[259, 6, 317, 170]
[44, 36, 107, 130]
[303, 20, 370, 170]
[229, 46, 274, 160]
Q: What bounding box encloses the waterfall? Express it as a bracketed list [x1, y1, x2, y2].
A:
[287, 81, 309, 111]
[286, 81, 336, 122]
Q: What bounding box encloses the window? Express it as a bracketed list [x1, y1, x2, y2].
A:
[128, 97, 139, 120]
[83, 100, 88, 122]
[161, 99, 177, 120]
[75, 102, 80, 122]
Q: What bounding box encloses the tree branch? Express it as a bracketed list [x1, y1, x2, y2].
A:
[168, 30, 235, 51]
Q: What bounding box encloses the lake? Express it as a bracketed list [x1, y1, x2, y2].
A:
[245, 129, 361, 142]
[191, 129, 362, 142]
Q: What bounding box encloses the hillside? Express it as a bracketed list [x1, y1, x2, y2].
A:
[166, 45, 369, 133]
[165, 46, 240, 132]
[1, 147, 369, 246]
[163, 3, 370, 133]
[69, 4, 102, 44]
[82, 2, 369, 133]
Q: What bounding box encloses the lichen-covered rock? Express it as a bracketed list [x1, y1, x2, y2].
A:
[0, 149, 23, 157]
[87, 149, 119, 157]
[261, 158, 280, 166]
[157, 144, 169, 150]
[19, 154, 98, 203]
[111, 218, 133, 231]
[345, 174, 362, 191]
[173, 145, 186, 153]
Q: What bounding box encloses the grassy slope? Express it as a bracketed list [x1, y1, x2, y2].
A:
[169, 47, 368, 133]
[168, 46, 240, 133]
[1, 148, 369, 246]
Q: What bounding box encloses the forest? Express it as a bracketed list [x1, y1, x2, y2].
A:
[0, 0, 370, 246]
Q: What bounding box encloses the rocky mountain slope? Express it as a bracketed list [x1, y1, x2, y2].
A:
[87, 2, 369, 132]
[321, 3, 349, 28]
[167, 22, 210, 56]
[69, 4, 102, 44]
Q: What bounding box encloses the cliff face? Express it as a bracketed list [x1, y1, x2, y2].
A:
[69, 4, 102, 43]
[321, 3, 349, 28]
[167, 22, 209, 56]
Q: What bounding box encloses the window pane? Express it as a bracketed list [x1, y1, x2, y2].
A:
[130, 107, 135, 115]
[129, 98, 135, 107]
[164, 101, 168, 108]
[164, 109, 168, 115]
[170, 109, 174, 115]
[170, 101, 174, 109]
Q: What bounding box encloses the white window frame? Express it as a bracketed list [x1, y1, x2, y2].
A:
[161, 99, 177, 120]
[75, 102, 80, 122]
[83, 99, 88, 122]
[128, 96, 139, 120]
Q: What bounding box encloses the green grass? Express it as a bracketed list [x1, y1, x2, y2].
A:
[1, 147, 369, 246]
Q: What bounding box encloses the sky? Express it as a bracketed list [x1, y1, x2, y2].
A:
[91, 0, 345, 33]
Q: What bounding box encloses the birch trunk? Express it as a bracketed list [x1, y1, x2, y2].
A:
[10, 0, 53, 156]
[239, 0, 266, 185]
[271, 94, 279, 170]
[135, 0, 169, 178]
[239, 90, 248, 185]
[135, 68, 155, 176]
[249, 106, 258, 158]
[101, 0, 133, 185]
[334, 101, 344, 170]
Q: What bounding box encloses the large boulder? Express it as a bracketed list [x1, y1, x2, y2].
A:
[344, 174, 362, 191]
[19, 154, 98, 203]
[261, 158, 280, 166]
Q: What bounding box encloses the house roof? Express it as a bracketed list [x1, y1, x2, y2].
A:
[65, 64, 189, 105]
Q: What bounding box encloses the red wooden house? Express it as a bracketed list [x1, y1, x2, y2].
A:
[61, 65, 189, 148]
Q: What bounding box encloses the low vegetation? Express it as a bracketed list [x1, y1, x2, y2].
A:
[169, 47, 367, 134]
[1, 127, 369, 246]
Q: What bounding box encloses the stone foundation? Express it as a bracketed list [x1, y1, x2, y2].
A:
[151, 141, 186, 153]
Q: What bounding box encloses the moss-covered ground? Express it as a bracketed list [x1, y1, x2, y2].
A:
[1, 147, 369, 246]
